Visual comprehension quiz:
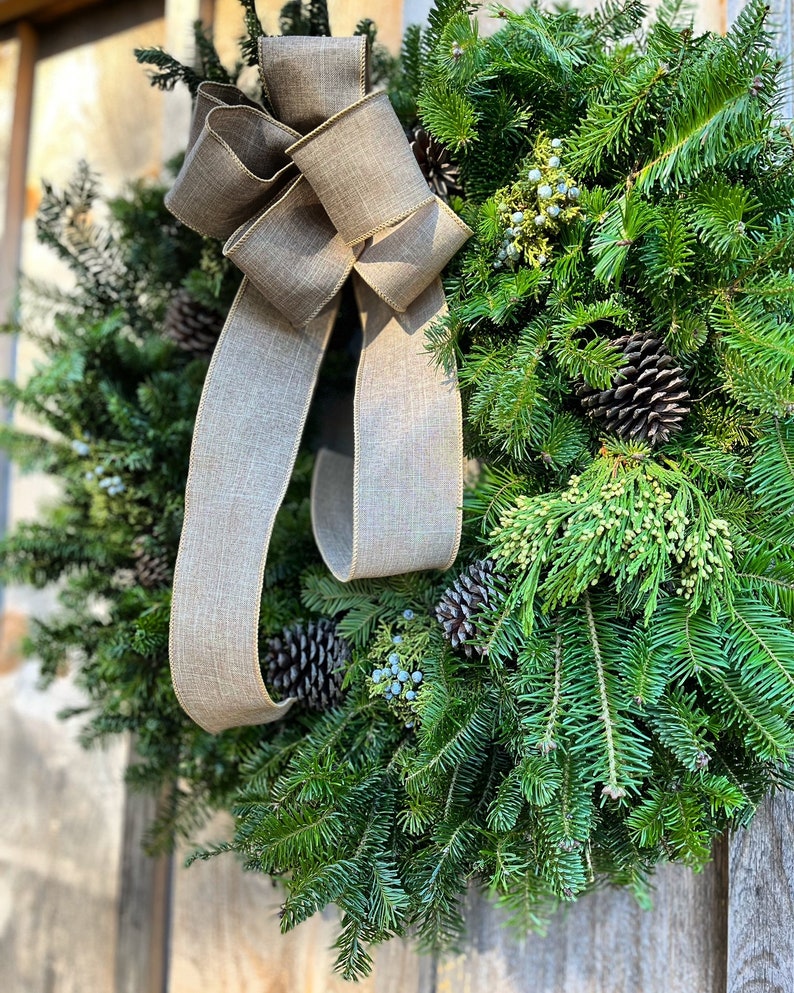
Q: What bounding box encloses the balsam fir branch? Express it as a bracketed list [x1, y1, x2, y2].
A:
[135, 22, 233, 95]
[239, 0, 266, 66]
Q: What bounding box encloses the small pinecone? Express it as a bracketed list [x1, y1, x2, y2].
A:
[435, 559, 504, 656]
[131, 536, 172, 589]
[163, 289, 224, 356]
[410, 126, 462, 203]
[264, 619, 350, 711]
[576, 333, 690, 447]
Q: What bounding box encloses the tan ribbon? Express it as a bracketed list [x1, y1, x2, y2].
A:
[165, 36, 471, 734]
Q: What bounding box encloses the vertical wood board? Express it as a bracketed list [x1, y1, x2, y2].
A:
[0, 5, 168, 993]
[114, 755, 172, 993]
[0, 660, 128, 993]
[162, 0, 202, 162]
[728, 791, 794, 993]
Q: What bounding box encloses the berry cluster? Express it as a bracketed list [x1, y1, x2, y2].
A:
[71, 438, 126, 496]
[371, 658, 424, 703]
[88, 467, 126, 496]
[367, 609, 426, 728]
[491, 136, 582, 271]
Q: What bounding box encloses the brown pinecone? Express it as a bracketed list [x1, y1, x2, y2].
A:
[264, 619, 350, 711]
[576, 333, 690, 447]
[163, 289, 224, 356]
[410, 126, 462, 203]
[132, 536, 173, 589]
[435, 559, 505, 656]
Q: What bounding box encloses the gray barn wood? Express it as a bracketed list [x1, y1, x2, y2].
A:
[728, 790, 794, 993]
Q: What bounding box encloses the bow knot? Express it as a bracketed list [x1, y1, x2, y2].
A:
[166, 39, 469, 328]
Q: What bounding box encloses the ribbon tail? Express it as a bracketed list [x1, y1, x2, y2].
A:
[312, 274, 463, 581]
[170, 279, 338, 733]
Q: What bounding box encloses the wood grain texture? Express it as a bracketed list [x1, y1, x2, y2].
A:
[728, 791, 794, 993]
[114, 754, 172, 993]
[434, 851, 728, 993]
[0, 26, 33, 551]
[375, 942, 436, 993]
[0, 661, 127, 993]
[0, 20, 34, 309]
[167, 813, 431, 993]
[162, 0, 202, 162]
[768, 0, 794, 120]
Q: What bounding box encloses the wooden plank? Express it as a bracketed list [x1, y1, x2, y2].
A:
[434, 849, 728, 993]
[376, 943, 436, 993]
[0, 22, 34, 615]
[162, 0, 203, 162]
[114, 746, 172, 993]
[0, 657, 128, 993]
[767, 0, 794, 119]
[198, 0, 213, 30]
[0, 6, 169, 992]
[0, 20, 35, 315]
[727, 791, 794, 993]
[726, 9, 794, 989]
[0, 0, 104, 28]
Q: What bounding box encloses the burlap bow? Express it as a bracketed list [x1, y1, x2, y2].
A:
[165, 36, 471, 734]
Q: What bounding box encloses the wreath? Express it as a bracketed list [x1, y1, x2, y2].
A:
[4, 0, 794, 980]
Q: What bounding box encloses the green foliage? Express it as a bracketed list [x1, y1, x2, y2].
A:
[493, 448, 736, 619]
[239, 0, 267, 66]
[7, 0, 794, 982]
[398, 0, 792, 968]
[135, 21, 234, 94]
[279, 0, 331, 37]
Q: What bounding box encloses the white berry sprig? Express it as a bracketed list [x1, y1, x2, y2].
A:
[489, 134, 582, 272]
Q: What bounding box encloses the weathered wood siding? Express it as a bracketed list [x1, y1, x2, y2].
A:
[728, 791, 794, 993]
[0, 658, 127, 992]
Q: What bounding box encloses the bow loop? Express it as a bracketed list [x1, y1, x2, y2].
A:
[259, 36, 367, 132]
[286, 91, 469, 312]
[288, 93, 433, 245]
[354, 198, 472, 313]
[166, 83, 298, 241]
[185, 82, 265, 152]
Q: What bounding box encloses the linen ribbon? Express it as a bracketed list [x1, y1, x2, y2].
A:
[165, 36, 471, 733]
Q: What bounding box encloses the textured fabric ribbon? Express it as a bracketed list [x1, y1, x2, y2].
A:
[165, 36, 471, 734]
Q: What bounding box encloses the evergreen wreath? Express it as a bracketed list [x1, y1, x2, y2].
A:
[3, 0, 794, 981]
